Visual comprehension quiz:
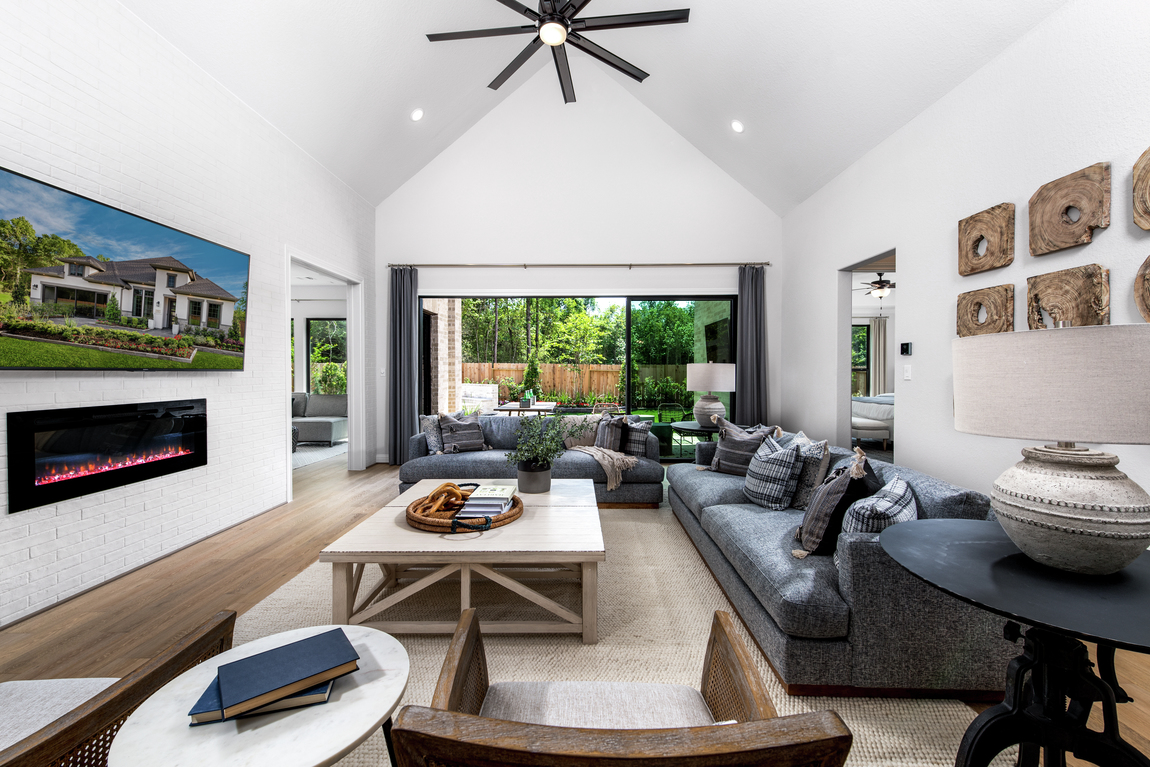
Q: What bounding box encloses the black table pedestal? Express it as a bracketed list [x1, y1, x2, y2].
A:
[958, 623, 1150, 767]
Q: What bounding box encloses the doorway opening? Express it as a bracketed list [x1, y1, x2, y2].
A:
[839, 250, 896, 463]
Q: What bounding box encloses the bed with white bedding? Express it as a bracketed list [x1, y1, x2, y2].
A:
[851, 393, 894, 444]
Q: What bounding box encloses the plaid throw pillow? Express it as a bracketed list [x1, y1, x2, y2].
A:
[834, 477, 918, 568]
[709, 417, 780, 476]
[793, 448, 882, 556]
[594, 414, 626, 451]
[743, 439, 804, 509]
[439, 412, 487, 453]
[786, 431, 831, 510]
[619, 420, 653, 457]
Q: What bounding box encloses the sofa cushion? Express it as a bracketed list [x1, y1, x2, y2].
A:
[479, 681, 714, 729]
[742, 441, 803, 510]
[665, 463, 747, 520]
[291, 392, 308, 418]
[480, 415, 521, 450]
[305, 394, 346, 417]
[701, 504, 850, 639]
[399, 450, 518, 484]
[0, 678, 120, 751]
[552, 451, 665, 484]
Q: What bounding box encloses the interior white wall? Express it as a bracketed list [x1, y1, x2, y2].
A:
[0, 0, 375, 626]
[290, 287, 347, 393]
[780, 0, 1150, 493]
[375, 63, 783, 462]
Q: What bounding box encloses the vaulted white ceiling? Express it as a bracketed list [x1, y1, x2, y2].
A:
[118, 0, 1069, 214]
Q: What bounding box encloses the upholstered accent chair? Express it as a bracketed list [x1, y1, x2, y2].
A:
[0, 610, 236, 767]
[391, 608, 852, 767]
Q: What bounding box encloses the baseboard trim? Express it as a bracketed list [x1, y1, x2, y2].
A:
[598, 502, 660, 509]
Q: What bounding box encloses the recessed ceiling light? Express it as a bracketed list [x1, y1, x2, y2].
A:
[410, 108, 424, 122]
[731, 120, 745, 134]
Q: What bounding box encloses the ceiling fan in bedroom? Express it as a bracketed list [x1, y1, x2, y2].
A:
[854, 273, 896, 298]
[426, 0, 690, 104]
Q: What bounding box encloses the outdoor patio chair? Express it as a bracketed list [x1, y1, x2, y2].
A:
[657, 402, 686, 422]
[0, 610, 236, 767]
[591, 402, 622, 414]
[391, 608, 852, 767]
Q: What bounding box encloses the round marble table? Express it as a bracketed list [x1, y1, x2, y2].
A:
[108, 625, 409, 767]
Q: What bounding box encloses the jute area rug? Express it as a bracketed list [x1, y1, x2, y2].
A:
[235, 506, 1013, 767]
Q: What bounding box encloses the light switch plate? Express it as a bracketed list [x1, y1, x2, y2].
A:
[903, 365, 912, 380]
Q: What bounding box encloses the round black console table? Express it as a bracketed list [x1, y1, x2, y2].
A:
[881, 518, 1150, 767]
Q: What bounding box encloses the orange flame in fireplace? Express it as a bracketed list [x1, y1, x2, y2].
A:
[35, 445, 194, 486]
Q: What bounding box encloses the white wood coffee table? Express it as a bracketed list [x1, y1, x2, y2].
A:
[318, 479, 604, 643]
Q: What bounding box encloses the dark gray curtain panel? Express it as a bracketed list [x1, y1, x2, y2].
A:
[736, 265, 769, 426]
[388, 266, 418, 465]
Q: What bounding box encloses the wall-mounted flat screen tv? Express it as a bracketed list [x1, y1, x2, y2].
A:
[0, 166, 250, 371]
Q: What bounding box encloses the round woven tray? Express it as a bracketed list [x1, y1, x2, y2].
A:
[406, 494, 524, 533]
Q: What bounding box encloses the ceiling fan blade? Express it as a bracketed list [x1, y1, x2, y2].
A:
[493, 0, 540, 21]
[566, 32, 649, 82]
[488, 36, 545, 90]
[427, 25, 538, 42]
[541, 0, 557, 13]
[552, 44, 576, 103]
[559, 0, 593, 17]
[572, 9, 689, 31]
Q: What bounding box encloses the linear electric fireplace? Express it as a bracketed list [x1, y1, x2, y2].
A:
[7, 399, 207, 513]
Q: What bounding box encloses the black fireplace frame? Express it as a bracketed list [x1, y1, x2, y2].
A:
[7, 399, 208, 514]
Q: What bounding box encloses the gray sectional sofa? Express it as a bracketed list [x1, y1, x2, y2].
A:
[401, 415, 664, 506]
[291, 392, 348, 446]
[667, 439, 1016, 696]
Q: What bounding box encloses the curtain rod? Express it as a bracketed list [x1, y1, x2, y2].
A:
[386, 261, 771, 269]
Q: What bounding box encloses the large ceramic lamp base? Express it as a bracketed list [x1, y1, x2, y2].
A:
[991, 445, 1150, 575]
[693, 395, 725, 428]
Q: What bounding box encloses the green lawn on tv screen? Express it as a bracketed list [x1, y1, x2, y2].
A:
[0, 336, 243, 370]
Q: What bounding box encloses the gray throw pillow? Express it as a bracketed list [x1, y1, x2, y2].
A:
[742, 439, 804, 510]
[834, 477, 919, 568]
[788, 431, 831, 510]
[594, 414, 626, 451]
[291, 392, 308, 418]
[439, 412, 488, 453]
[419, 414, 444, 454]
[619, 420, 653, 457]
[562, 414, 602, 448]
[709, 417, 779, 476]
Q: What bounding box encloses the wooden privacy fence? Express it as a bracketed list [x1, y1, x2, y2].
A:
[463, 363, 622, 397]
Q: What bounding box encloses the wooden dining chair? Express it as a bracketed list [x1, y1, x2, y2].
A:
[390, 608, 852, 767]
[0, 610, 236, 767]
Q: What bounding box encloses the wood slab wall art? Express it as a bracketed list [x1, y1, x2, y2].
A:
[1135, 147, 1150, 231]
[958, 203, 1015, 276]
[1136, 254, 1150, 323]
[1029, 163, 1111, 257]
[957, 285, 1014, 337]
[1026, 264, 1110, 329]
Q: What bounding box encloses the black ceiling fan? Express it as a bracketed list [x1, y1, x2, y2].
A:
[427, 0, 690, 104]
[854, 273, 897, 296]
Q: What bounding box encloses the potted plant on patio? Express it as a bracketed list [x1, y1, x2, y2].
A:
[505, 414, 592, 493]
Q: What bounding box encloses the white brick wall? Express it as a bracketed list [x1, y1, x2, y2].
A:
[0, 0, 376, 626]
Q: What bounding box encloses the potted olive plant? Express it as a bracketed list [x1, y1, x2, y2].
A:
[505, 415, 592, 493]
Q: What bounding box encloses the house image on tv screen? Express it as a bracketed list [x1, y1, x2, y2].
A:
[25, 255, 237, 333]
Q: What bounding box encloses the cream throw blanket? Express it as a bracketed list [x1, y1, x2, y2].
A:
[570, 446, 638, 491]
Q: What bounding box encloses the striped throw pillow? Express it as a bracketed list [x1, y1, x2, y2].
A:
[709, 418, 779, 476]
[594, 414, 626, 451]
[793, 448, 882, 556]
[743, 440, 804, 509]
[439, 412, 487, 453]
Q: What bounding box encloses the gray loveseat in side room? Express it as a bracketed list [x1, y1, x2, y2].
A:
[291, 392, 349, 446]
[667, 438, 1016, 696]
[400, 415, 665, 506]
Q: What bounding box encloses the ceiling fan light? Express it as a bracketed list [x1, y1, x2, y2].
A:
[410, 108, 424, 122]
[731, 119, 745, 133]
[539, 21, 568, 46]
[871, 287, 891, 298]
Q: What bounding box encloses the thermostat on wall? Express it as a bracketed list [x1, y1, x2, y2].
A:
[900, 343, 912, 356]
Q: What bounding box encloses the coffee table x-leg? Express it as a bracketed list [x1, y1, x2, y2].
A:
[331, 559, 599, 643]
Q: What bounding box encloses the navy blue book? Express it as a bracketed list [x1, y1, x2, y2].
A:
[189, 677, 335, 725]
[212, 628, 359, 720]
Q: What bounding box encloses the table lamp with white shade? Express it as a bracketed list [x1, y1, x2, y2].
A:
[952, 323, 1150, 575]
[686, 362, 736, 428]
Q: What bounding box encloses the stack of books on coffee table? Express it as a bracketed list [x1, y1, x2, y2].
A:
[457, 484, 516, 518]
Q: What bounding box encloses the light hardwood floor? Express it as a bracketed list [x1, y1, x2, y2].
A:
[0, 457, 1146, 765]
